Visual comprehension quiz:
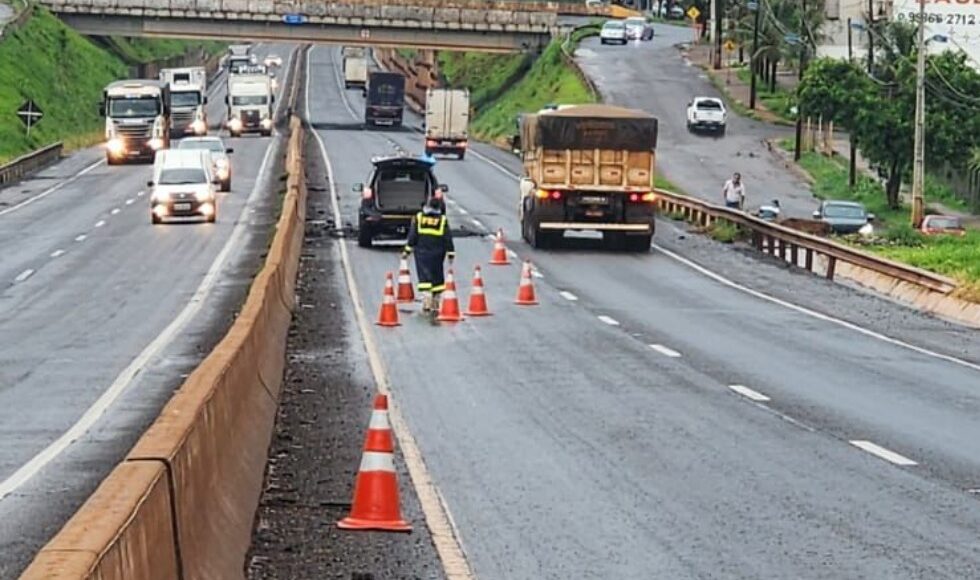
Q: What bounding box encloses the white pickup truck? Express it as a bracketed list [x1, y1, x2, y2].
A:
[686, 96, 727, 135]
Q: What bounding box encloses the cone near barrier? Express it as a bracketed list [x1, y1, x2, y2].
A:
[338, 394, 412, 532]
[376, 272, 402, 327]
[465, 265, 492, 317]
[514, 260, 539, 306]
[437, 269, 464, 322]
[396, 256, 415, 304]
[489, 228, 510, 265]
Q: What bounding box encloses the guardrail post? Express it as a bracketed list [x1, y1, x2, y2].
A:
[805, 248, 814, 271]
[777, 238, 787, 261]
[752, 231, 762, 250]
[790, 244, 799, 266]
[826, 256, 837, 280]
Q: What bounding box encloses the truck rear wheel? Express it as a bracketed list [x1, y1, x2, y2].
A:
[457, 150, 466, 160]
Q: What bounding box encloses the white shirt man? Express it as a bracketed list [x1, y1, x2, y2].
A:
[722, 173, 745, 209]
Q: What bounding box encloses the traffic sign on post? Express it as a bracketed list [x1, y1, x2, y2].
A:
[724, 39, 736, 51]
[687, 6, 700, 20]
[17, 100, 43, 137]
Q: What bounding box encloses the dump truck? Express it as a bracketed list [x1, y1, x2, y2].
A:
[160, 67, 208, 138]
[101, 80, 171, 164]
[365, 71, 405, 127]
[424, 88, 470, 159]
[518, 104, 659, 251]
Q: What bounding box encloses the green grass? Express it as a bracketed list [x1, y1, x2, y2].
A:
[395, 48, 417, 60]
[103, 37, 225, 64]
[0, 7, 223, 163]
[707, 221, 742, 243]
[439, 39, 595, 143]
[735, 67, 796, 122]
[654, 173, 683, 193]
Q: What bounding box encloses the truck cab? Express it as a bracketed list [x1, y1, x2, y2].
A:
[101, 80, 171, 165]
[160, 67, 208, 138]
[226, 70, 274, 137]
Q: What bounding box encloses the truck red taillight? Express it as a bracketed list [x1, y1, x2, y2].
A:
[535, 189, 562, 200]
[629, 192, 657, 203]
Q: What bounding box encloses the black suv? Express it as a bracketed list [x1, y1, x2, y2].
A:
[355, 155, 448, 248]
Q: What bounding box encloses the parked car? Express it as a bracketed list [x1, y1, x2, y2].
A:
[177, 136, 234, 191]
[624, 16, 654, 40]
[686, 96, 727, 134]
[600, 20, 628, 45]
[921, 214, 966, 236]
[812, 200, 874, 234]
[660, 3, 687, 19]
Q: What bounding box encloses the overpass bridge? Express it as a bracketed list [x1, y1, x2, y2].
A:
[38, 0, 587, 52]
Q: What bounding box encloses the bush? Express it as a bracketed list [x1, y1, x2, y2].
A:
[883, 223, 925, 246]
[708, 221, 741, 243]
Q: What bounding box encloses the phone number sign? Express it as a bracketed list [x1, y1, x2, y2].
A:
[891, 0, 980, 65]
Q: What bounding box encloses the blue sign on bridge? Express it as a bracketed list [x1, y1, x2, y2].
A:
[282, 13, 308, 25]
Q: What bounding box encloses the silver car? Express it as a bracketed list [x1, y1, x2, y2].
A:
[177, 136, 234, 192]
[624, 17, 654, 40]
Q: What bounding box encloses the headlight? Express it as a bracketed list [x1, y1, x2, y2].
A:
[192, 119, 207, 134]
[199, 202, 215, 218]
[149, 138, 164, 150]
[229, 118, 243, 131]
[107, 138, 125, 155]
[216, 166, 230, 179]
[261, 118, 273, 129]
[195, 189, 213, 202]
[151, 192, 170, 204]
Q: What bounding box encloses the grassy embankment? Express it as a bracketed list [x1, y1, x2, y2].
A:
[778, 139, 980, 300]
[0, 6, 223, 163]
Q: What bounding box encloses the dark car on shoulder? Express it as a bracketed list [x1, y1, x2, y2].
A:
[355, 154, 448, 248]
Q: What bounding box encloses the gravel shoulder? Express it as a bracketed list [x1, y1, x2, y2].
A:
[246, 134, 445, 580]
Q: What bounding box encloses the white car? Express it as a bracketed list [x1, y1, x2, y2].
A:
[263, 54, 283, 68]
[178, 136, 234, 191]
[686, 96, 727, 134]
[624, 16, 654, 40]
[600, 20, 628, 45]
[149, 149, 219, 224]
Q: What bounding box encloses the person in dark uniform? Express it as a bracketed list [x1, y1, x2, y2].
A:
[404, 197, 455, 312]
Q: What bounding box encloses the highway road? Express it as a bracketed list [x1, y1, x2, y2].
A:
[306, 45, 980, 578]
[574, 24, 816, 217]
[0, 43, 295, 577]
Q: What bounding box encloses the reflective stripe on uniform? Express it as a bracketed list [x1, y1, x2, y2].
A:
[430, 284, 446, 293]
[418, 282, 433, 291]
[416, 212, 447, 236]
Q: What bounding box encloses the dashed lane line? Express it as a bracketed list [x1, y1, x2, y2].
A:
[849, 440, 918, 466]
[649, 344, 682, 358]
[74, 234, 87, 242]
[598, 315, 620, 326]
[14, 269, 35, 283]
[50, 249, 65, 259]
[125, 199, 135, 205]
[728, 384, 770, 402]
[471, 218, 485, 230]
[111, 208, 120, 215]
[559, 291, 578, 301]
[94, 220, 106, 228]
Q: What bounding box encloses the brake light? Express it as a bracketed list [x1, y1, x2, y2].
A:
[628, 192, 657, 203]
[362, 187, 373, 200]
[550, 191, 562, 200]
[629, 193, 640, 202]
[426, 140, 437, 147]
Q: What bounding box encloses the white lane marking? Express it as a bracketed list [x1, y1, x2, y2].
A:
[531, 270, 543, 279]
[649, 344, 682, 358]
[849, 440, 918, 466]
[327, 46, 361, 120]
[137, 191, 145, 197]
[651, 243, 980, 374]
[560, 290, 578, 301]
[507, 249, 518, 259]
[94, 220, 106, 228]
[14, 269, 35, 283]
[0, 111, 282, 501]
[469, 147, 521, 182]
[471, 219, 485, 229]
[458, 207, 469, 215]
[50, 249, 65, 259]
[125, 198, 135, 205]
[111, 208, 120, 215]
[74, 234, 87, 242]
[0, 159, 104, 218]
[311, 45, 473, 579]
[728, 384, 770, 402]
[484, 233, 496, 241]
[598, 315, 620, 326]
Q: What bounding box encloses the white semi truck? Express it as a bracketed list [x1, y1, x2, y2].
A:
[101, 80, 171, 164]
[160, 67, 208, 138]
[226, 73, 274, 137]
[424, 88, 470, 159]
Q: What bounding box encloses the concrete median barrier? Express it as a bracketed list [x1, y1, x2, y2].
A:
[19, 462, 179, 580]
[19, 115, 308, 580]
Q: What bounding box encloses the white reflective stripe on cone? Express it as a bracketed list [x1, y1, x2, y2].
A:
[360, 451, 396, 472]
[368, 409, 391, 430]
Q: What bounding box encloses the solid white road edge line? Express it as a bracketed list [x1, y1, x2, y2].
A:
[728, 384, 770, 402]
[651, 243, 980, 374]
[649, 344, 682, 358]
[560, 290, 578, 301]
[0, 158, 104, 218]
[14, 269, 35, 283]
[849, 440, 918, 466]
[311, 46, 474, 580]
[598, 315, 619, 326]
[0, 104, 284, 502]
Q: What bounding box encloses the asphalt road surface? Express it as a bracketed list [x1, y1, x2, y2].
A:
[305, 45, 980, 579]
[575, 25, 816, 217]
[0, 43, 295, 577]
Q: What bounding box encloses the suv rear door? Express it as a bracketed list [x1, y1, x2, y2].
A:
[370, 159, 433, 213]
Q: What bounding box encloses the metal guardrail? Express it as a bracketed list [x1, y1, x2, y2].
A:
[654, 188, 959, 295]
[0, 142, 63, 187]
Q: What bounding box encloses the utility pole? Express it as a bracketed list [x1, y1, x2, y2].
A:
[910, 0, 926, 227]
[712, 0, 722, 68]
[867, 0, 875, 74]
[793, 0, 808, 162]
[848, 18, 856, 188]
[749, 0, 761, 109]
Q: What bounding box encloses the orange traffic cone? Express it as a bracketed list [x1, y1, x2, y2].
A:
[396, 256, 415, 304]
[514, 260, 539, 306]
[338, 394, 412, 532]
[376, 272, 401, 327]
[465, 265, 492, 317]
[489, 228, 510, 265]
[437, 269, 464, 322]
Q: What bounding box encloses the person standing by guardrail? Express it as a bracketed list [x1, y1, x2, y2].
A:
[722, 172, 745, 210]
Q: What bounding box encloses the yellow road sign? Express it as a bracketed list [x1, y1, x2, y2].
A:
[687, 6, 700, 20]
[724, 40, 737, 51]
